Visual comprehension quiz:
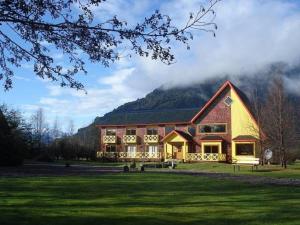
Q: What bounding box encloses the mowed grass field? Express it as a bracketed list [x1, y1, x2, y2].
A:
[54, 160, 300, 179]
[0, 173, 300, 225]
[176, 161, 300, 179]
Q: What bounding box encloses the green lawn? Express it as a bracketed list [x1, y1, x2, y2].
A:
[51, 160, 300, 179]
[0, 173, 300, 225]
[176, 161, 300, 179]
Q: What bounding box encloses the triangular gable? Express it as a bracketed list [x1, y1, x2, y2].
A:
[161, 130, 190, 142]
[190, 81, 259, 129]
[190, 81, 231, 123]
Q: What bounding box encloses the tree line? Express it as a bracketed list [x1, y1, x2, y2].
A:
[251, 76, 300, 168]
[0, 105, 99, 166]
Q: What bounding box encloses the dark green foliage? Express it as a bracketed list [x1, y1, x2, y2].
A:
[0, 106, 29, 166]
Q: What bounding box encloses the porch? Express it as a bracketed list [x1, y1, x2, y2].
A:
[162, 130, 227, 162]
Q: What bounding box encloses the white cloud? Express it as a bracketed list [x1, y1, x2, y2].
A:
[15, 76, 30, 82]
[125, 0, 300, 88]
[32, 67, 144, 129]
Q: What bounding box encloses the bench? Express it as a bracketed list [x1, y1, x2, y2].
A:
[163, 160, 177, 169]
[232, 158, 260, 172]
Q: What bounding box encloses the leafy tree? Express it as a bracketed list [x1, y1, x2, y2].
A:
[0, 0, 219, 90]
[0, 105, 29, 166]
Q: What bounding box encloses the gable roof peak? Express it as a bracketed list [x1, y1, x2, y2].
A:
[190, 80, 234, 123]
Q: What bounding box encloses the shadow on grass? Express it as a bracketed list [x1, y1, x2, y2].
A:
[0, 174, 300, 225]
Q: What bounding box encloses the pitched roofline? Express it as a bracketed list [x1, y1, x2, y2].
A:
[190, 80, 259, 129]
[229, 82, 260, 130]
[161, 130, 190, 142]
[190, 80, 232, 123]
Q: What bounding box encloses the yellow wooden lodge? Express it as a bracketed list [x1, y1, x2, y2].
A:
[97, 81, 260, 164]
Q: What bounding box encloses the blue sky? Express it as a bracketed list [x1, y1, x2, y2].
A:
[1, 0, 300, 132]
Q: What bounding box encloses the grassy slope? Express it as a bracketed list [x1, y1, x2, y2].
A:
[0, 173, 300, 225]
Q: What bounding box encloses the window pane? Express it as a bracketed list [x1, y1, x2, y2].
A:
[126, 129, 136, 135]
[236, 144, 254, 156]
[204, 146, 211, 153]
[200, 124, 226, 133]
[147, 128, 158, 135]
[213, 125, 226, 133]
[148, 145, 158, 154]
[200, 125, 212, 133]
[106, 129, 116, 135]
[211, 146, 218, 153]
[204, 145, 219, 153]
[106, 145, 116, 152]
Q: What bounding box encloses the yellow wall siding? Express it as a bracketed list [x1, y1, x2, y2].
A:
[231, 89, 259, 160]
[163, 133, 188, 161]
[230, 89, 258, 139]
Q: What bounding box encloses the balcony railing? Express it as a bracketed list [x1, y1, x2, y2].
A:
[97, 151, 161, 159]
[144, 135, 159, 143]
[123, 135, 137, 144]
[185, 153, 226, 161]
[103, 135, 116, 144]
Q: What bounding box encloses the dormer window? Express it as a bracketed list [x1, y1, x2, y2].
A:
[224, 96, 233, 106]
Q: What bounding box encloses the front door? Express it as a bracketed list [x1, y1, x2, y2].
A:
[172, 144, 183, 160]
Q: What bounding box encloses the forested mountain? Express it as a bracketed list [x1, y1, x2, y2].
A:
[78, 62, 300, 140]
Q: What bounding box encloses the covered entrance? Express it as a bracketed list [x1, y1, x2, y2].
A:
[162, 130, 193, 162]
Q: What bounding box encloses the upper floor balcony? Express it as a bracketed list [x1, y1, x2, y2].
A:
[123, 135, 137, 144]
[103, 135, 117, 144]
[144, 135, 159, 143]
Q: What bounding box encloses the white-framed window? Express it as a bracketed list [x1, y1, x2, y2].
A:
[148, 145, 158, 157]
[204, 145, 219, 154]
[126, 145, 136, 158]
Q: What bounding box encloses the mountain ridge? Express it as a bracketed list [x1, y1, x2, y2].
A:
[77, 62, 300, 137]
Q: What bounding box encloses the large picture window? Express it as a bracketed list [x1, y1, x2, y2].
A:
[204, 145, 219, 154]
[199, 124, 226, 133]
[236, 143, 254, 156]
[106, 145, 116, 152]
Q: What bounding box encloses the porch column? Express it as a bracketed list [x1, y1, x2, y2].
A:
[164, 143, 167, 161]
[183, 142, 187, 162]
